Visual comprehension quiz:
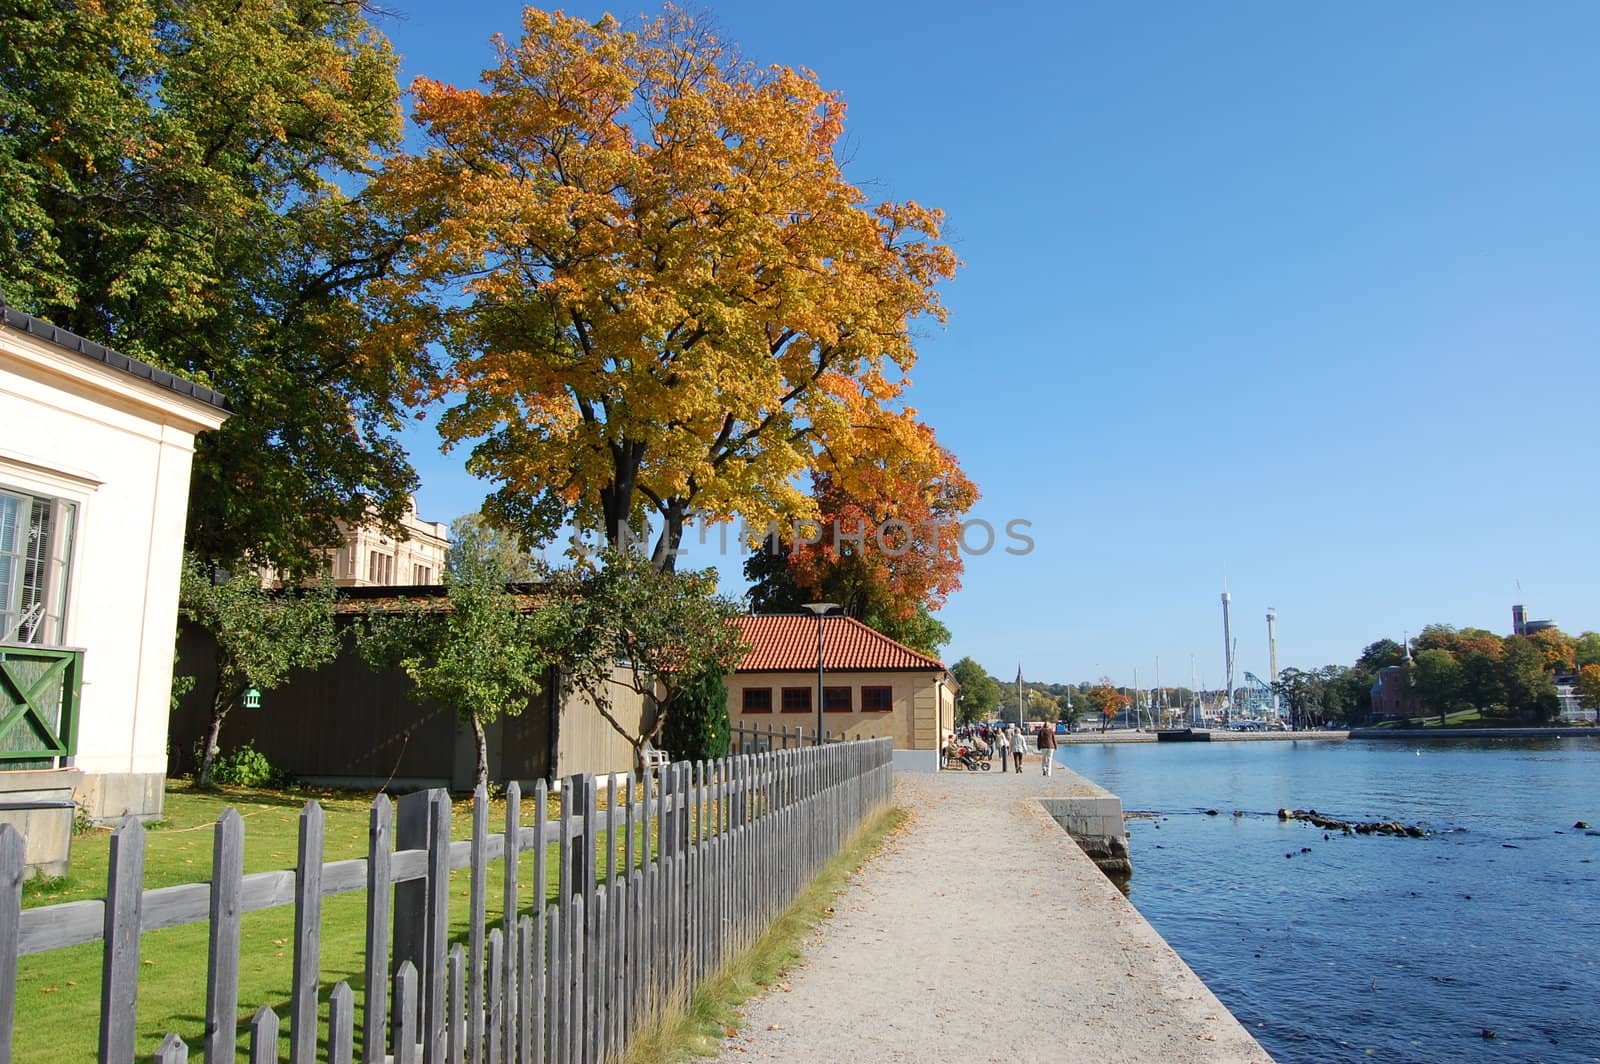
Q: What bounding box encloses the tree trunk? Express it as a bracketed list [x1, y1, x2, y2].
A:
[602, 441, 644, 551]
[472, 715, 489, 793]
[650, 500, 687, 573]
[198, 693, 228, 789]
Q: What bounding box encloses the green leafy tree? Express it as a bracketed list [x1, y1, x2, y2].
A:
[1498, 636, 1558, 723]
[447, 513, 543, 583]
[1574, 632, 1600, 670]
[1575, 664, 1600, 712]
[549, 551, 747, 771]
[1356, 639, 1407, 673]
[659, 669, 731, 763]
[1460, 648, 1506, 712]
[1, 0, 432, 574]
[950, 657, 1001, 725]
[358, 569, 555, 792]
[1412, 649, 1466, 724]
[179, 557, 338, 788]
[1273, 667, 1321, 728]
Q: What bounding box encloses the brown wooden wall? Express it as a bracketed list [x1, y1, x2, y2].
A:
[171, 621, 555, 790]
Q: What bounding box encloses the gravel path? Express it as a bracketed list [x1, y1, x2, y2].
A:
[719, 768, 1273, 1064]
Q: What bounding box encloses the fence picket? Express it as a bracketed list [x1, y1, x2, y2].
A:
[544, 905, 562, 1064]
[250, 1006, 279, 1064]
[469, 786, 487, 1064]
[447, 945, 464, 1064]
[529, 781, 548, 1062]
[569, 893, 585, 1064]
[154, 1032, 188, 1063]
[363, 794, 392, 1064]
[517, 915, 533, 1064]
[395, 962, 419, 1064]
[0, 825, 23, 1055]
[329, 981, 355, 1064]
[589, 888, 605, 1064]
[97, 816, 144, 1064]
[290, 801, 324, 1064]
[502, 781, 521, 1064]
[205, 808, 244, 1064]
[424, 791, 451, 1064]
[487, 928, 503, 1064]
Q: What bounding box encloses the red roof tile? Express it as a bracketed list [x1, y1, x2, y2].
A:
[733, 614, 946, 673]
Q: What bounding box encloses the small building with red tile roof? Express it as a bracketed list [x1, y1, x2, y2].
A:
[727, 614, 955, 771]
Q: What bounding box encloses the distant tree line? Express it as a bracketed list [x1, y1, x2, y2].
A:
[947, 625, 1600, 735]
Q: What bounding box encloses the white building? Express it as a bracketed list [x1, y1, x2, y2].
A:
[264, 495, 449, 588]
[1, 302, 228, 865]
[326, 496, 449, 586]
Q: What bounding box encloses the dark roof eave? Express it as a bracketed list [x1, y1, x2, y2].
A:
[1, 304, 230, 412]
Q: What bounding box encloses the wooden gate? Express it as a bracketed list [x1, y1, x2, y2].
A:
[0, 644, 82, 766]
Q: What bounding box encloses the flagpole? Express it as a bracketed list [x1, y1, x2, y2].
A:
[1016, 664, 1024, 726]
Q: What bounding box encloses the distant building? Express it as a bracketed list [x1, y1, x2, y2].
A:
[1512, 604, 1557, 637]
[1554, 675, 1594, 723]
[264, 496, 450, 587]
[1370, 665, 1421, 719]
[724, 613, 956, 772]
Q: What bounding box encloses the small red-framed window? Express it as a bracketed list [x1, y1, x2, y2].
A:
[742, 687, 773, 713]
[823, 686, 853, 712]
[861, 686, 893, 711]
[781, 687, 812, 713]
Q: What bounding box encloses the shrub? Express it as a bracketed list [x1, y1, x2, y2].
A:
[661, 669, 730, 762]
[210, 744, 281, 788]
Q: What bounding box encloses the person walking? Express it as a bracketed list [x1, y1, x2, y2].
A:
[995, 725, 1010, 772]
[1007, 724, 1023, 773]
[1038, 721, 1058, 776]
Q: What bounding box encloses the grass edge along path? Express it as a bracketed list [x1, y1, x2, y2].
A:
[623, 804, 909, 1064]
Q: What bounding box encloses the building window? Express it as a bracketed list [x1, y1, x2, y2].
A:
[0, 488, 75, 645]
[824, 686, 852, 712]
[861, 686, 893, 711]
[742, 688, 773, 714]
[781, 687, 812, 713]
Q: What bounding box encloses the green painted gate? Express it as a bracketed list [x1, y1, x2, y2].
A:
[0, 644, 82, 767]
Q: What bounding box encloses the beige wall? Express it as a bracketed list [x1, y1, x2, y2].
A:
[725, 670, 949, 751]
[556, 666, 641, 778]
[1, 326, 227, 818]
[326, 497, 449, 586]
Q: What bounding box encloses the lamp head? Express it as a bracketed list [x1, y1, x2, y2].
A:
[801, 602, 839, 616]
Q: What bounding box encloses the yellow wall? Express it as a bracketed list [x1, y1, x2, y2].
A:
[725, 670, 948, 750]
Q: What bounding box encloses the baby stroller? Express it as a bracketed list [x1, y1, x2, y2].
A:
[947, 742, 992, 771]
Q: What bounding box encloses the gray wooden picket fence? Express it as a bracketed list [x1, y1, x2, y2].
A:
[0, 737, 893, 1063]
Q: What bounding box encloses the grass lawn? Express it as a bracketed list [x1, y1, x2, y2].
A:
[15, 779, 668, 1063]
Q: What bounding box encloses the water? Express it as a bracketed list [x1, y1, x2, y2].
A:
[1057, 737, 1600, 1064]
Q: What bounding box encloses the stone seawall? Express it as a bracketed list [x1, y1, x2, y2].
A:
[1350, 726, 1597, 740]
[1038, 778, 1133, 877]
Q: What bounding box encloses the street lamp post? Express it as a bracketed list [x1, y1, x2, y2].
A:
[803, 603, 839, 747]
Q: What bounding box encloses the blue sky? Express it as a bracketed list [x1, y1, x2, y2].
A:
[380, 1, 1600, 687]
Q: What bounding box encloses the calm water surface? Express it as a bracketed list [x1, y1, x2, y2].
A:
[1058, 737, 1600, 1064]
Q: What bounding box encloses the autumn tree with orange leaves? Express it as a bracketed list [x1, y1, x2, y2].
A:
[1087, 679, 1127, 734]
[376, 7, 960, 568]
[745, 403, 975, 652]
